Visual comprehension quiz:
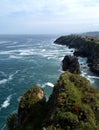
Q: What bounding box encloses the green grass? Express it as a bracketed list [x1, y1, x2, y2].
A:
[96, 41, 99, 44]
[6, 72, 99, 130]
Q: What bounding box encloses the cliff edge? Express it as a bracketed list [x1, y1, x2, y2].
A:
[6, 72, 99, 130]
[54, 34, 99, 75]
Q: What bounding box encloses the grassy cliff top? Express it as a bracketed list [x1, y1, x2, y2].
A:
[7, 72, 99, 130]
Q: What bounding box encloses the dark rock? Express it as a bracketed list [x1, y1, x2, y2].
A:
[54, 35, 85, 48]
[90, 64, 99, 75]
[55, 34, 99, 75]
[62, 55, 80, 74]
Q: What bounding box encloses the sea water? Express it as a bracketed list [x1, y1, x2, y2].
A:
[0, 35, 99, 129]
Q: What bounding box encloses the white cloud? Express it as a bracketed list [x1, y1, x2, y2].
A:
[0, 0, 99, 34]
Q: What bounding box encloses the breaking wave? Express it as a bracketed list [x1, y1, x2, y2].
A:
[42, 82, 54, 88]
[0, 95, 12, 110]
[0, 71, 19, 85]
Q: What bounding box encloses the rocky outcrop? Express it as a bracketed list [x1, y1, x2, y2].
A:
[62, 55, 80, 74]
[6, 72, 99, 130]
[54, 35, 99, 75]
[43, 72, 99, 130]
[6, 86, 47, 130]
[18, 86, 46, 128]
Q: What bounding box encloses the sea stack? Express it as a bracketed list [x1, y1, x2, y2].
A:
[62, 55, 80, 74]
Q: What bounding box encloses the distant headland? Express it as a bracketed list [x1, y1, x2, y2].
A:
[54, 33, 99, 75]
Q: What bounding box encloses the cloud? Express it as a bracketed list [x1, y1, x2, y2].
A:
[0, 0, 99, 34]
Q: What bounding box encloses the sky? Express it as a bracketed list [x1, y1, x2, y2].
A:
[0, 0, 99, 34]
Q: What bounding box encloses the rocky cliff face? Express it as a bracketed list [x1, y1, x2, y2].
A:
[54, 35, 99, 75]
[6, 72, 99, 130]
[62, 55, 80, 74]
[6, 87, 47, 130]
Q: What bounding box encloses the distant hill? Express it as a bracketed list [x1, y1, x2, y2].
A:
[83, 31, 99, 36]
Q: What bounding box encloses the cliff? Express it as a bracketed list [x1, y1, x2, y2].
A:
[6, 72, 99, 130]
[54, 35, 99, 75]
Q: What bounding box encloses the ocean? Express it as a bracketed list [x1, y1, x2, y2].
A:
[0, 35, 99, 129]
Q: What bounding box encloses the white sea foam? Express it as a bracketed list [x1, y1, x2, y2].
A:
[81, 72, 87, 77]
[0, 79, 8, 84]
[0, 41, 10, 44]
[86, 76, 95, 84]
[0, 50, 12, 55]
[7, 44, 31, 48]
[9, 55, 22, 59]
[0, 71, 18, 85]
[6, 45, 17, 48]
[81, 71, 96, 84]
[87, 75, 99, 79]
[46, 82, 54, 87]
[0, 71, 7, 77]
[0, 45, 69, 60]
[0, 95, 12, 110]
[0, 50, 19, 55]
[17, 96, 21, 102]
[13, 41, 18, 44]
[19, 49, 34, 55]
[42, 82, 54, 88]
[41, 49, 46, 52]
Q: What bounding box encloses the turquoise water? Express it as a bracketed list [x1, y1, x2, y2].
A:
[0, 35, 99, 129]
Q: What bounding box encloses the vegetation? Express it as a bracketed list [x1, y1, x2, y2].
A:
[7, 86, 47, 130]
[96, 41, 99, 44]
[6, 72, 99, 130]
[43, 72, 99, 130]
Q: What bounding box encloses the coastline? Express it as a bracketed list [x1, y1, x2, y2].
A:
[2, 34, 99, 129]
[54, 34, 99, 75]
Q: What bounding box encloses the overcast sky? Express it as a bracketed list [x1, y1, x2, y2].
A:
[0, 0, 99, 34]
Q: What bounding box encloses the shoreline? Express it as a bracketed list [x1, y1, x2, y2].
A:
[54, 34, 99, 75]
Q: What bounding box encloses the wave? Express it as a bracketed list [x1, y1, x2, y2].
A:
[7, 44, 31, 49]
[9, 55, 23, 59]
[81, 72, 87, 77]
[0, 95, 12, 110]
[0, 46, 72, 62]
[17, 96, 21, 102]
[41, 49, 46, 52]
[42, 82, 54, 88]
[87, 75, 99, 79]
[0, 71, 7, 77]
[0, 41, 10, 44]
[0, 71, 19, 85]
[86, 77, 95, 84]
[0, 50, 18, 55]
[19, 49, 34, 55]
[0, 79, 8, 85]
